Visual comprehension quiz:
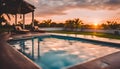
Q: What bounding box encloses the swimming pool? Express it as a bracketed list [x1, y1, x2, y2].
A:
[9, 35, 120, 69]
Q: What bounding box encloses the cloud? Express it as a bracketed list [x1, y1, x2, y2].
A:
[25, 0, 120, 17]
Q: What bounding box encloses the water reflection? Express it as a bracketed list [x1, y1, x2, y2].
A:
[10, 37, 120, 69]
[35, 50, 82, 69]
[12, 38, 39, 60]
[32, 38, 34, 59]
[19, 40, 24, 52]
[37, 38, 42, 58]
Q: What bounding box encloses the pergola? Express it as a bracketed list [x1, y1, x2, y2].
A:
[0, 0, 36, 29]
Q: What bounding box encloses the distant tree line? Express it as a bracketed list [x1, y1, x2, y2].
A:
[28, 19, 120, 30]
[101, 21, 120, 30]
[0, 17, 120, 32]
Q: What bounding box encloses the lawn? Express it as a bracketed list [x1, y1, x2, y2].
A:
[48, 31, 120, 40]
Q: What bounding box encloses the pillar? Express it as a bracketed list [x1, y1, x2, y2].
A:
[23, 14, 25, 29]
[32, 11, 34, 27]
[15, 14, 17, 25]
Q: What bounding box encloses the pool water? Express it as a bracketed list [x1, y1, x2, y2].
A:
[9, 35, 120, 69]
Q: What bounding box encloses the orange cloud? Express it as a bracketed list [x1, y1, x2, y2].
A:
[25, 0, 120, 16]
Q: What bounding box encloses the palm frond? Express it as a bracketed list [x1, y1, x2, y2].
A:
[6, 14, 11, 20]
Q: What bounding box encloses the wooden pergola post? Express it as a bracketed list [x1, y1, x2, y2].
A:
[32, 11, 34, 27]
[15, 14, 17, 25]
[23, 14, 25, 29]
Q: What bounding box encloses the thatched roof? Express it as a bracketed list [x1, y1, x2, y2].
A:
[0, 0, 35, 14]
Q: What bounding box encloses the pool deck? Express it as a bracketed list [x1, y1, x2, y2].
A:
[10, 32, 47, 39]
[0, 33, 41, 69]
[68, 51, 120, 69]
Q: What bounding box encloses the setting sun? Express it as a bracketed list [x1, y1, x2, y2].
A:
[94, 23, 98, 26]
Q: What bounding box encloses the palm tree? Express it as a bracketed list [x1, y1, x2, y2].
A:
[33, 19, 40, 26]
[42, 19, 52, 27]
[50, 22, 57, 27]
[0, 11, 11, 25]
[0, 0, 13, 24]
[74, 18, 83, 32]
[106, 21, 120, 29]
[64, 18, 83, 31]
[0, 16, 7, 24]
[0, 14, 11, 32]
[57, 23, 64, 27]
[64, 19, 74, 31]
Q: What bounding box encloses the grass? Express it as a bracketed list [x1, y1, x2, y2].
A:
[48, 30, 120, 40]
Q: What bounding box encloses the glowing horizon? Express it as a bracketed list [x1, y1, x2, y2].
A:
[8, 0, 120, 24]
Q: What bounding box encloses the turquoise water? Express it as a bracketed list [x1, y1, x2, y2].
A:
[9, 35, 120, 69]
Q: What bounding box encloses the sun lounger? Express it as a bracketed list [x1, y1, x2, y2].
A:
[31, 26, 45, 33]
[13, 26, 29, 34]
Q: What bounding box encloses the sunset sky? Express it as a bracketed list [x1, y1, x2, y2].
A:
[11, 0, 120, 24]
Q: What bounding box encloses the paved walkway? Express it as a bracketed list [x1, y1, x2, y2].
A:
[0, 33, 40, 69]
[10, 32, 47, 40]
